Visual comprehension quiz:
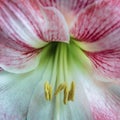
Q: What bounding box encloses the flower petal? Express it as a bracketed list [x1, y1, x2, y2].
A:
[0, 0, 69, 47]
[84, 80, 120, 120]
[70, 0, 120, 42]
[37, 4, 69, 42]
[0, 0, 69, 73]
[70, 0, 120, 78]
[0, 36, 41, 73]
[86, 50, 120, 78]
[39, 0, 97, 12]
[39, 0, 97, 26]
[0, 0, 47, 48]
[27, 78, 93, 120]
[0, 70, 40, 120]
[27, 82, 55, 120]
[73, 68, 120, 120]
[27, 82, 93, 120]
[27, 58, 57, 120]
[27, 0, 69, 43]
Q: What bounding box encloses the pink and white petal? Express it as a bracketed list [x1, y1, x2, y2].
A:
[70, 0, 120, 43]
[0, 0, 69, 73]
[39, 0, 97, 13]
[83, 33, 120, 78]
[85, 50, 120, 78]
[71, 0, 120, 78]
[0, 70, 41, 120]
[0, 34, 41, 73]
[30, 0, 69, 42]
[73, 68, 120, 120]
[0, 0, 69, 47]
[84, 80, 120, 120]
[0, 58, 54, 120]
[38, 5, 69, 42]
[39, 0, 98, 26]
[0, 0, 47, 48]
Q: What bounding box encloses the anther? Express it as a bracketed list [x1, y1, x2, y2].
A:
[44, 82, 52, 101]
[44, 81, 75, 104]
[54, 83, 66, 96]
[68, 81, 75, 101]
[49, 85, 52, 100]
[63, 86, 69, 104]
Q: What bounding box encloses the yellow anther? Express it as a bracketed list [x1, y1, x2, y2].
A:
[44, 82, 52, 101]
[63, 86, 69, 104]
[68, 81, 75, 101]
[49, 85, 52, 100]
[44, 82, 49, 100]
[54, 83, 66, 96]
[44, 81, 75, 104]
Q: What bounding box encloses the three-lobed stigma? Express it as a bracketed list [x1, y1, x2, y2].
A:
[44, 81, 75, 104]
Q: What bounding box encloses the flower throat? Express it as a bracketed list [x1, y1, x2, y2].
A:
[39, 38, 90, 104]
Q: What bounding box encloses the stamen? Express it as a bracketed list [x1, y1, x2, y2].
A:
[44, 81, 75, 104]
[54, 83, 66, 96]
[68, 81, 75, 101]
[44, 82, 52, 101]
[63, 85, 69, 104]
[44, 82, 49, 100]
[49, 85, 52, 100]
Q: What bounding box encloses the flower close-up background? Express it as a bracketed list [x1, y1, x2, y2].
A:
[0, 0, 120, 120]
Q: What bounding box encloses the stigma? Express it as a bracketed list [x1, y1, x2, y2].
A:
[44, 81, 75, 104]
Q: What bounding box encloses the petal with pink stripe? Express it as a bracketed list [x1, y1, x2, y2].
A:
[70, 0, 120, 42]
[39, 0, 98, 26]
[0, 34, 41, 73]
[70, 0, 120, 78]
[73, 68, 120, 120]
[0, 0, 46, 48]
[0, 0, 69, 46]
[39, 0, 97, 13]
[69, 67, 120, 120]
[86, 49, 120, 78]
[84, 80, 120, 120]
[0, 0, 69, 73]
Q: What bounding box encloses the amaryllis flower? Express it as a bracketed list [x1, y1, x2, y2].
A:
[0, 0, 120, 120]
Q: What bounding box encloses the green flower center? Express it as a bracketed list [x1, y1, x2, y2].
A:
[39, 38, 91, 104]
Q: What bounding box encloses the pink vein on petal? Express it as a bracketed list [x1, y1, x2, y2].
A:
[83, 79, 120, 120]
[39, 0, 98, 16]
[39, 0, 98, 26]
[85, 50, 120, 78]
[0, 0, 48, 48]
[0, 32, 40, 73]
[70, 0, 120, 78]
[0, 0, 69, 48]
[30, 0, 70, 42]
[70, 0, 120, 42]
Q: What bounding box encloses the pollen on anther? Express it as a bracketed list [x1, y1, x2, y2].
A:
[44, 82, 52, 101]
[54, 83, 66, 96]
[63, 86, 69, 104]
[44, 81, 75, 104]
[68, 81, 75, 101]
